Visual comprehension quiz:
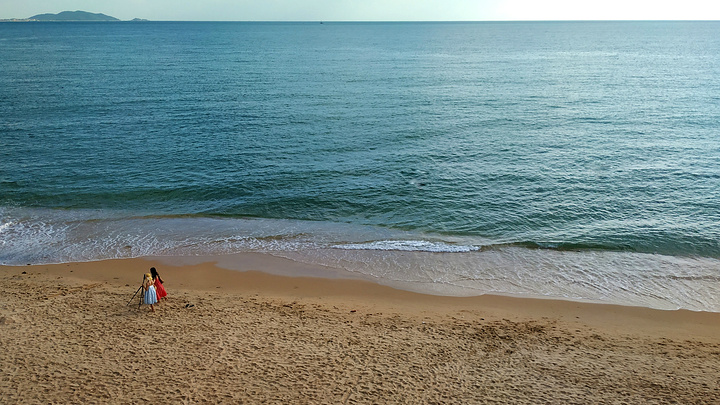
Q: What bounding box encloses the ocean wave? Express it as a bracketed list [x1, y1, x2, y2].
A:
[332, 240, 481, 253]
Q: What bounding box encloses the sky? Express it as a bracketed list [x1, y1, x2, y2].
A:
[2, 0, 719, 21]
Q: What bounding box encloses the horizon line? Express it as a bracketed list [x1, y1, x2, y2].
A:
[3, 18, 720, 23]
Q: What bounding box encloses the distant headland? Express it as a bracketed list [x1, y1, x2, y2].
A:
[1, 10, 148, 22]
[29, 11, 119, 21]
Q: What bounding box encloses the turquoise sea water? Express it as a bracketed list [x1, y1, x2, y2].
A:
[1, 21, 719, 311]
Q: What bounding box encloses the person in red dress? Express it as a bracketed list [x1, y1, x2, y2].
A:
[150, 267, 168, 301]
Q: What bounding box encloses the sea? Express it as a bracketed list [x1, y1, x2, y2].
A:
[1, 21, 719, 311]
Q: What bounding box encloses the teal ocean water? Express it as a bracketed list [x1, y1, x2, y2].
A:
[2, 21, 719, 311]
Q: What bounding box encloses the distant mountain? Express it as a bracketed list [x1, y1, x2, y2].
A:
[29, 11, 119, 21]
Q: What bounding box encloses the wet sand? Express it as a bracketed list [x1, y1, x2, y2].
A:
[1, 255, 719, 403]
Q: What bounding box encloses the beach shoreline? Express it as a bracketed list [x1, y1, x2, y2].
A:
[2, 254, 720, 403]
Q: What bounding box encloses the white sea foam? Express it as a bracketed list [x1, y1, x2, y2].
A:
[333, 240, 481, 253]
[0, 221, 12, 233]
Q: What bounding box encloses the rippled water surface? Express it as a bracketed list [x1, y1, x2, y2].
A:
[2, 21, 720, 310]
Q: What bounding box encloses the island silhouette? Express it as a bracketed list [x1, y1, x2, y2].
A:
[28, 11, 119, 21]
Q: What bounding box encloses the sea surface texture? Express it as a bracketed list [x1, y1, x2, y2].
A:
[2, 21, 719, 311]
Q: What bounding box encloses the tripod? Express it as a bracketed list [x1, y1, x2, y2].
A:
[126, 285, 143, 307]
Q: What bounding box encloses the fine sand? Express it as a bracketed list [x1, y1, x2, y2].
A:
[1, 255, 719, 404]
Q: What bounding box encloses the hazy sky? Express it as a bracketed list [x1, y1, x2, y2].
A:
[2, 0, 719, 21]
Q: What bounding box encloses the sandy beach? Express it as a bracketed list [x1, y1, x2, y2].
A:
[1, 255, 719, 404]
